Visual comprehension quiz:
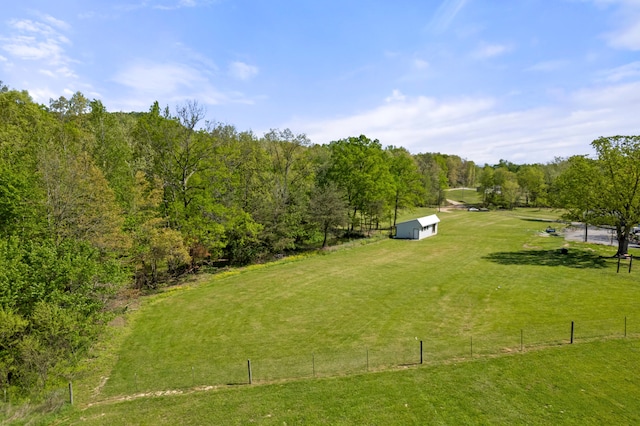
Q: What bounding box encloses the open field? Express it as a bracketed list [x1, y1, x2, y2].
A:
[60, 339, 640, 425]
[445, 187, 482, 204]
[41, 208, 640, 423]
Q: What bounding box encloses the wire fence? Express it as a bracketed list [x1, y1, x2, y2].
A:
[91, 315, 638, 399]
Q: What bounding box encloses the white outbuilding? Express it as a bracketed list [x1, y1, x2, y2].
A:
[395, 214, 440, 240]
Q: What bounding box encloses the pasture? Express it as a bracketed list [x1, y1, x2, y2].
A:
[445, 187, 482, 204]
[62, 208, 640, 423]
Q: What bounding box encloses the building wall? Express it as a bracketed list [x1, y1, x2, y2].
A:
[395, 221, 438, 240]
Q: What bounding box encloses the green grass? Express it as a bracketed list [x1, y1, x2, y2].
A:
[102, 210, 640, 395]
[61, 339, 640, 425]
[43, 208, 640, 423]
[446, 187, 482, 204]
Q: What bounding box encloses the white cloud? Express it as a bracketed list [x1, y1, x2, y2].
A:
[39, 69, 55, 78]
[114, 62, 202, 91]
[111, 61, 255, 111]
[152, 0, 206, 10]
[385, 89, 406, 102]
[228, 61, 259, 81]
[413, 59, 430, 69]
[40, 14, 71, 31]
[472, 43, 512, 59]
[592, 0, 640, 50]
[287, 82, 640, 164]
[525, 60, 568, 72]
[428, 0, 468, 33]
[607, 20, 640, 50]
[599, 61, 640, 81]
[1, 18, 73, 67]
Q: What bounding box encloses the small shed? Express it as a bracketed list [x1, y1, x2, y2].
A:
[395, 214, 440, 240]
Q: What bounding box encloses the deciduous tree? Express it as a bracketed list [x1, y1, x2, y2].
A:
[556, 136, 640, 256]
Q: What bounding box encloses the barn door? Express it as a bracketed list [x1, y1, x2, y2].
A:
[413, 228, 419, 239]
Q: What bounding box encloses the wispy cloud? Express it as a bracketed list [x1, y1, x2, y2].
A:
[385, 89, 407, 102]
[607, 20, 640, 50]
[592, 0, 640, 50]
[471, 43, 512, 59]
[117, 0, 211, 11]
[287, 81, 640, 164]
[428, 0, 468, 33]
[228, 61, 259, 81]
[111, 60, 255, 110]
[525, 60, 568, 72]
[599, 61, 640, 82]
[413, 58, 430, 70]
[39, 14, 71, 31]
[153, 0, 198, 10]
[0, 16, 77, 79]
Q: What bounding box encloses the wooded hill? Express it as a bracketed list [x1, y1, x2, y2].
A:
[0, 84, 564, 397]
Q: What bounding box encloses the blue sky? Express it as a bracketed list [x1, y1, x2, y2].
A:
[1, 0, 639, 165]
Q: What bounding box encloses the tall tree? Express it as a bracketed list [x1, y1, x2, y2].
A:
[517, 165, 547, 207]
[258, 129, 313, 251]
[414, 153, 448, 206]
[387, 146, 424, 226]
[307, 184, 348, 247]
[556, 136, 640, 256]
[478, 165, 495, 206]
[327, 135, 392, 232]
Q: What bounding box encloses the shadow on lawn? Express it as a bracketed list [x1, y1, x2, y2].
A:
[519, 218, 557, 223]
[483, 249, 607, 269]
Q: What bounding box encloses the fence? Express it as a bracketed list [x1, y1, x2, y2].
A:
[92, 315, 638, 399]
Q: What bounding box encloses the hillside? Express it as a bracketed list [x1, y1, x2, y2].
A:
[29, 208, 640, 424]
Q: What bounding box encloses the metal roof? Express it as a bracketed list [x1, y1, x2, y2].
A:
[397, 214, 440, 227]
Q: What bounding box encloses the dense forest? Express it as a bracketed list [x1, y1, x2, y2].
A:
[0, 83, 567, 396]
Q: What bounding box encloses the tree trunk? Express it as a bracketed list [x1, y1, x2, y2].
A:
[616, 225, 630, 256]
[322, 224, 328, 248]
[617, 235, 629, 257]
[393, 192, 399, 227]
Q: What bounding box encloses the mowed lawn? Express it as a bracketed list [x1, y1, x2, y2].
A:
[85, 207, 640, 402]
[445, 187, 483, 204]
[64, 339, 640, 425]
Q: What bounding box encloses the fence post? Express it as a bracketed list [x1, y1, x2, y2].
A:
[617, 257, 621, 273]
[247, 360, 252, 385]
[570, 321, 574, 344]
[629, 255, 633, 273]
[625, 316, 627, 337]
[68, 382, 73, 405]
[420, 340, 423, 365]
[312, 353, 315, 378]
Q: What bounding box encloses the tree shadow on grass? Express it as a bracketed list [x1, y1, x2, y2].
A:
[483, 249, 607, 269]
[519, 218, 557, 223]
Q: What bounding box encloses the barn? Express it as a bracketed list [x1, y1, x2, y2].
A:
[395, 214, 440, 240]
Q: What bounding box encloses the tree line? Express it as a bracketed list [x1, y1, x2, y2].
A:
[0, 85, 481, 396]
[2, 81, 637, 397]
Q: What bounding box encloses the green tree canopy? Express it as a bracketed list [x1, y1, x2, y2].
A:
[556, 136, 640, 256]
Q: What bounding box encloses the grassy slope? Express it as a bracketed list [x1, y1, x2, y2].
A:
[66, 339, 640, 425]
[55, 208, 640, 423]
[446, 188, 482, 204]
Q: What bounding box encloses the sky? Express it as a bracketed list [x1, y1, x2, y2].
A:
[1, 0, 640, 165]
